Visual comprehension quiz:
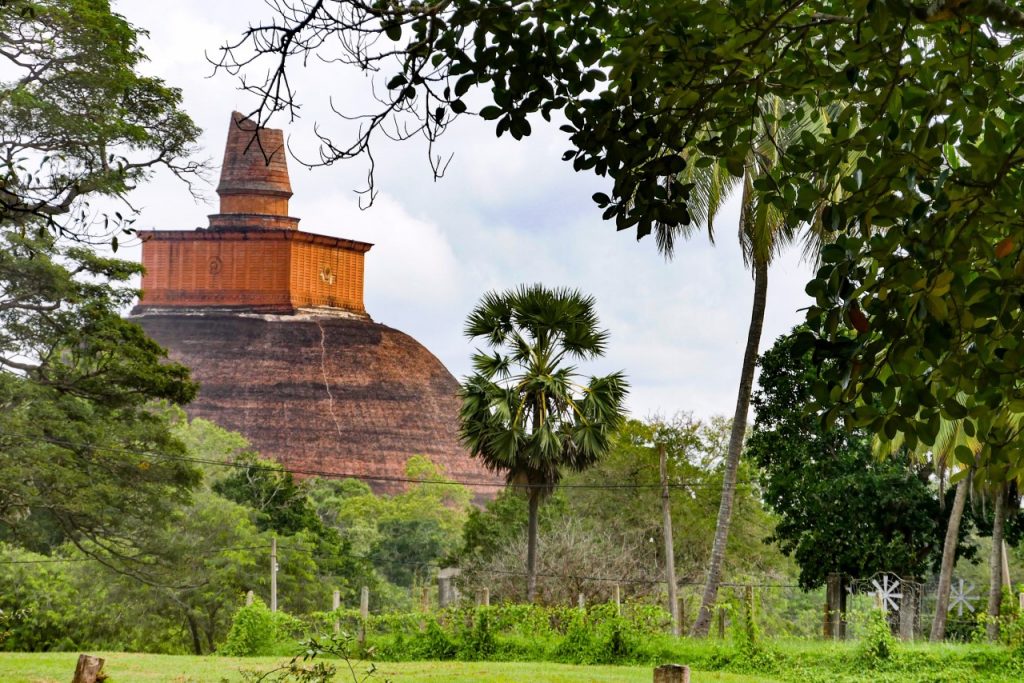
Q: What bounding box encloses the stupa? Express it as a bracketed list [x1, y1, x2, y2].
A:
[132, 112, 498, 496]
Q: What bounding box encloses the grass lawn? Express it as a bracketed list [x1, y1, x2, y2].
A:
[0, 652, 769, 683]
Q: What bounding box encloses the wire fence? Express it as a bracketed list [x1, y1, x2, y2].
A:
[3, 539, 1006, 641]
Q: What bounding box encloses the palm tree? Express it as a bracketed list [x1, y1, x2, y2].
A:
[934, 475, 972, 639]
[876, 412, 977, 641]
[458, 284, 629, 603]
[877, 403, 1024, 641]
[986, 482, 1010, 640]
[658, 101, 835, 636]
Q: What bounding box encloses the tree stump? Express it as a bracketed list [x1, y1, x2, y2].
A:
[72, 654, 104, 683]
[653, 664, 690, 683]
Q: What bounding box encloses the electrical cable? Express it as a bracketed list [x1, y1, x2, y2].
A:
[1, 431, 757, 490]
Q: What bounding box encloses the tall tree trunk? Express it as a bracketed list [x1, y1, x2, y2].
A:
[931, 474, 970, 641]
[987, 483, 1008, 641]
[660, 442, 680, 636]
[186, 613, 203, 655]
[526, 488, 540, 603]
[692, 257, 768, 637]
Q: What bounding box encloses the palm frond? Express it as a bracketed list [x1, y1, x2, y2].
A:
[458, 285, 629, 497]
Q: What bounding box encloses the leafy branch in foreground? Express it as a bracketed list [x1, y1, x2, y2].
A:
[216, 0, 1024, 488]
[238, 634, 385, 683]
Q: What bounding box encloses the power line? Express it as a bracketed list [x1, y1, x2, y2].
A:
[275, 545, 803, 589]
[1, 542, 804, 590]
[2, 432, 756, 491]
[0, 544, 271, 566]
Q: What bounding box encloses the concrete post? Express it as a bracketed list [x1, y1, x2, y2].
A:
[270, 537, 278, 612]
[359, 585, 369, 645]
[332, 589, 341, 636]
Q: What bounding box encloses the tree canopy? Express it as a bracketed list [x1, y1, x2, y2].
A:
[0, 0, 203, 571]
[219, 0, 1024, 485]
[748, 329, 966, 588]
[0, 0, 201, 237]
[0, 233, 200, 567]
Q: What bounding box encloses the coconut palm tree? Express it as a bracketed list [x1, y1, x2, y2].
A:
[877, 403, 1024, 641]
[876, 411, 978, 641]
[458, 284, 629, 603]
[986, 482, 1010, 640]
[656, 100, 837, 636]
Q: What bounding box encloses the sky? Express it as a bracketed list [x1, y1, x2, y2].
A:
[114, 0, 815, 420]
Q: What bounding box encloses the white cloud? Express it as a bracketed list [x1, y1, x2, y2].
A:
[300, 192, 461, 313]
[116, 0, 815, 420]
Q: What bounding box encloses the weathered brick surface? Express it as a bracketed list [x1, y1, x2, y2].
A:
[136, 313, 500, 498]
[216, 111, 292, 210]
[133, 111, 499, 497]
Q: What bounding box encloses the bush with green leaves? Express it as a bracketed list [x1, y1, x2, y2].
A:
[455, 607, 497, 660]
[550, 610, 595, 664]
[857, 608, 899, 664]
[0, 544, 81, 652]
[220, 598, 302, 657]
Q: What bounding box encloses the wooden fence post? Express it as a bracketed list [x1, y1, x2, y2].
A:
[717, 607, 726, 639]
[825, 573, 841, 639]
[615, 584, 621, 615]
[270, 537, 278, 613]
[72, 655, 105, 683]
[245, 590, 254, 606]
[653, 664, 690, 683]
[745, 585, 754, 638]
[481, 587, 490, 606]
[578, 593, 586, 610]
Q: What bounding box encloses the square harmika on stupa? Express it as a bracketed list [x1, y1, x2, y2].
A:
[132, 111, 498, 497]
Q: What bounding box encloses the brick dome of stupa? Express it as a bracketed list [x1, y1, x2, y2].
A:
[132, 113, 497, 496]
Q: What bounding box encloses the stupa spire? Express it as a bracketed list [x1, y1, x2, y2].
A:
[209, 111, 298, 230]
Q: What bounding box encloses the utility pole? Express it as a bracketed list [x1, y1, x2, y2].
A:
[270, 537, 278, 613]
[660, 442, 680, 636]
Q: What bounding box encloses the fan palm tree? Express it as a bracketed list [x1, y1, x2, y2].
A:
[657, 100, 837, 636]
[458, 284, 629, 603]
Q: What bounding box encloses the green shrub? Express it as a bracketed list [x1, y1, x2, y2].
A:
[857, 608, 898, 663]
[595, 614, 643, 663]
[551, 610, 596, 664]
[420, 618, 457, 659]
[220, 598, 298, 657]
[456, 608, 497, 660]
[731, 592, 777, 674]
[621, 602, 672, 635]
